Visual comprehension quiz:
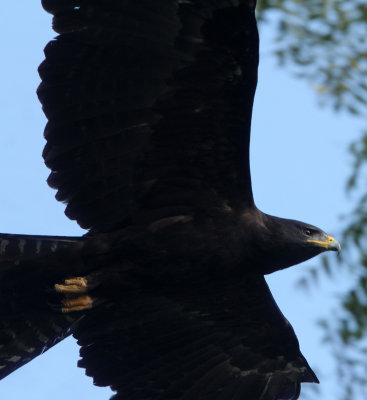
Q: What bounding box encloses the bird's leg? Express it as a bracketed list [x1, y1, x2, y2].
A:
[55, 277, 88, 294]
[61, 295, 93, 313]
[54, 277, 93, 313]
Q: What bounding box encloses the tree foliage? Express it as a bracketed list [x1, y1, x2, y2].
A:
[257, 0, 367, 114]
[257, 1, 367, 399]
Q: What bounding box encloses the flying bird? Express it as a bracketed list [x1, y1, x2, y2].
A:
[0, 1, 340, 399]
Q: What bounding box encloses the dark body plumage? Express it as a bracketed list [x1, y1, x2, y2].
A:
[0, 1, 340, 399]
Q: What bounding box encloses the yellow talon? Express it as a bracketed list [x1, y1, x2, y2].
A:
[54, 277, 93, 313]
[61, 295, 93, 313]
[55, 277, 88, 294]
[65, 277, 88, 287]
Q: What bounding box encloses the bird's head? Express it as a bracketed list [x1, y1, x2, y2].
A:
[245, 211, 341, 274]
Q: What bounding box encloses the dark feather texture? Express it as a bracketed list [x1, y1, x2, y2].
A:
[0, 234, 83, 379]
[0, 1, 339, 399]
[39, 0, 258, 232]
[74, 274, 317, 400]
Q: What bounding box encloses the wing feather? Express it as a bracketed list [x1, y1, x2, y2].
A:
[74, 275, 317, 400]
[39, 0, 258, 231]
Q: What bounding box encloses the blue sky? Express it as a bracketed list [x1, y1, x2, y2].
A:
[0, 2, 364, 399]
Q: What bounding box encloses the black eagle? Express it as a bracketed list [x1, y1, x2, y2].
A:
[0, 1, 340, 399]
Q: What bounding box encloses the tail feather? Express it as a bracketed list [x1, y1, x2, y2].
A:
[0, 233, 82, 262]
[0, 233, 85, 380]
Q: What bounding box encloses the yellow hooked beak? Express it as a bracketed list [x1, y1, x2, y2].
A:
[307, 235, 341, 254]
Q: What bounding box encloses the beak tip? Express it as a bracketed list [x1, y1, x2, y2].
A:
[328, 237, 341, 255]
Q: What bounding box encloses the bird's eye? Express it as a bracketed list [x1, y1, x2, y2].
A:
[304, 229, 312, 236]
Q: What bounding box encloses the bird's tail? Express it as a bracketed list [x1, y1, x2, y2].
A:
[0, 233, 86, 380]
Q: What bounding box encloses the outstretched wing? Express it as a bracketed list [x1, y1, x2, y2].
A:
[38, 0, 258, 232]
[74, 274, 318, 400]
